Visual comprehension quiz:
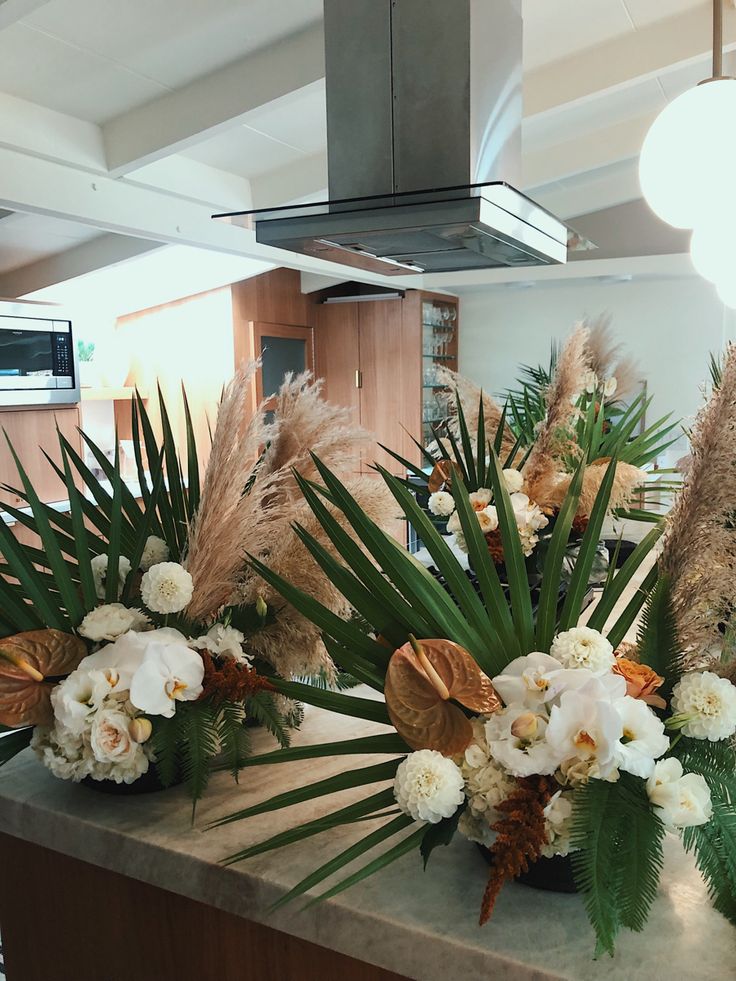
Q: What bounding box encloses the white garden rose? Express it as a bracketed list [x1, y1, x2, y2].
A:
[140, 535, 169, 572]
[129, 633, 204, 718]
[78, 603, 150, 643]
[669, 671, 736, 741]
[469, 488, 492, 510]
[90, 553, 132, 600]
[427, 491, 455, 517]
[140, 561, 193, 614]
[480, 505, 499, 532]
[550, 626, 615, 675]
[191, 623, 249, 663]
[646, 758, 713, 828]
[612, 695, 670, 779]
[90, 708, 142, 765]
[502, 468, 524, 494]
[393, 750, 465, 824]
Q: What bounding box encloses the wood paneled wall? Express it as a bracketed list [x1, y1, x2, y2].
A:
[0, 405, 82, 508]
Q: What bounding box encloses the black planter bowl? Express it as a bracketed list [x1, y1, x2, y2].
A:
[81, 766, 179, 796]
[477, 844, 578, 894]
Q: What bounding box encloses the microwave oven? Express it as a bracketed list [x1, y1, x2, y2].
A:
[0, 299, 79, 407]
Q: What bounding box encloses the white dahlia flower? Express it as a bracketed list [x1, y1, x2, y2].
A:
[78, 603, 150, 643]
[393, 750, 465, 824]
[670, 672, 736, 741]
[140, 562, 193, 614]
[90, 553, 132, 600]
[550, 626, 615, 675]
[140, 535, 169, 572]
[428, 491, 455, 517]
[647, 758, 712, 828]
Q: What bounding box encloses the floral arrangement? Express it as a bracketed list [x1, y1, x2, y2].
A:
[390, 319, 678, 578]
[210, 346, 736, 956]
[0, 368, 394, 800]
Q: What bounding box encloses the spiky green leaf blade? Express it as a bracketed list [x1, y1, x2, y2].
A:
[3, 433, 85, 624]
[292, 471, 432, 642]
[182, 385, 201, 517]
[606, 564, 659, 649]
[557, 457, 618, 631]
[306, 823, 425, 906]
[136, 391, 179, 556]
[223, 788, 396, 867]
[0, 727, 33, 766]
[535, 459, 585, 650]
[586, 525, 664, 633]
[320, 635, 386, 692]
[270, 678, 391, 725]
[0, 501, 68, 630]
[157, 383, 188, 552]
[59, 440, 97, 610]
[104, 442, 124, 603]
[280, 813, 415, 909]
[449, 473, 519, 666]
[208, 758, 402, 829]
[121, 454, 166, 604]
[233, 733, 409, 769]
[486, 447, 534, 652]
[0, 573, 43, 630]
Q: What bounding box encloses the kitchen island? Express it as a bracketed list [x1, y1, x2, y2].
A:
[0, 701, 733, 981]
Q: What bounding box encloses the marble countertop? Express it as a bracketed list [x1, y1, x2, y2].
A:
[1, 701, 734, 981]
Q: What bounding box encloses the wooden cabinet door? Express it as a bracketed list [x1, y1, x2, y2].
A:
[358, 299, 421, 476]
[0, 406, 82, 508]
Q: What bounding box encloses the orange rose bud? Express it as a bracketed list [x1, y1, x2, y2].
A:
[613, 657, 667, 710]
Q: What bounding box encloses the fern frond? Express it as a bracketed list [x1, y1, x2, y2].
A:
[636, 574, 682, 701]
[217, 703, 251, 781]
[246, 691, 291, 748]
[177, 701, 220, 809]
[151, 714, 181, 788]
[614, 775, 665, 933]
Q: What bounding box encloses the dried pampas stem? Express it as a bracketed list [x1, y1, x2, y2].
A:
[523, 324, 591, 501]
[584, 316, 639, 402]
[432, 365, 516, 460]
[660, 343, 736, 662]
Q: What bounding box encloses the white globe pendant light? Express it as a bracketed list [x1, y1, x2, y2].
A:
[640, 1, 736, 230]
[690, 221, 736, 285]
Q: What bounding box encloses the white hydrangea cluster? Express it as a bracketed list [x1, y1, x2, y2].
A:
[460, 718, 516, 822]
[393, 749, 465, 824]
[540, 790, 576, 858]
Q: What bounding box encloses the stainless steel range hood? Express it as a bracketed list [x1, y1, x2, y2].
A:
[214, 0, 570, 276]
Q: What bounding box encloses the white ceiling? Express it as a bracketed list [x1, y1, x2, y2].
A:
[0, 212, 102, 276]
[0, 0, 725, 299]
[0, 0, 322, 123]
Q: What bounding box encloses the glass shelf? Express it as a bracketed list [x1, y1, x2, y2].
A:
[422, 354, 456, 360]
[423, 384, 448, 390]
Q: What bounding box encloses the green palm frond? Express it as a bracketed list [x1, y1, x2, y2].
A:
[635, 575, 681, 699]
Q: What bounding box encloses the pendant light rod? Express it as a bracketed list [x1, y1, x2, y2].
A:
[713, 0, 724, 79]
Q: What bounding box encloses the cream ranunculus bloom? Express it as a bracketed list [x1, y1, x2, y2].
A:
[502, 468, 524, 494]
[427, 491, 455, 517]
[90, 553, 132, 600]
[129, 634, 204, 717]
[646, 758, 713, 828]
[140, 561, 194, 614]
[78, 603, 150, 643]
[140, 535, 169, 572]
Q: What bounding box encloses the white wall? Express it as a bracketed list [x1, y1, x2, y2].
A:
[458, 275, 735, 448]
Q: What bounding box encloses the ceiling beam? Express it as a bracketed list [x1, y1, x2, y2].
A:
[250, 150, 328, 209]
[0, 0, 50, 29]
[524, 5, 736, 119]
[0, 143, 416, 289]
[0, 233, 162, 297]
[103, 23, 325, 177]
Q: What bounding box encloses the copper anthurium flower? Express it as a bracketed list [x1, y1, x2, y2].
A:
[0, 629, 87, 727]
[384, 636, 501, 756]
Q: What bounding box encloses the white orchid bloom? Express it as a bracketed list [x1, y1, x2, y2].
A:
[545, 689, 623, 781]
[613, 695, 670, 779]
[484, 705, 560, 777]
[129, 635, 204, 718]
[492, 652, 567, 708]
